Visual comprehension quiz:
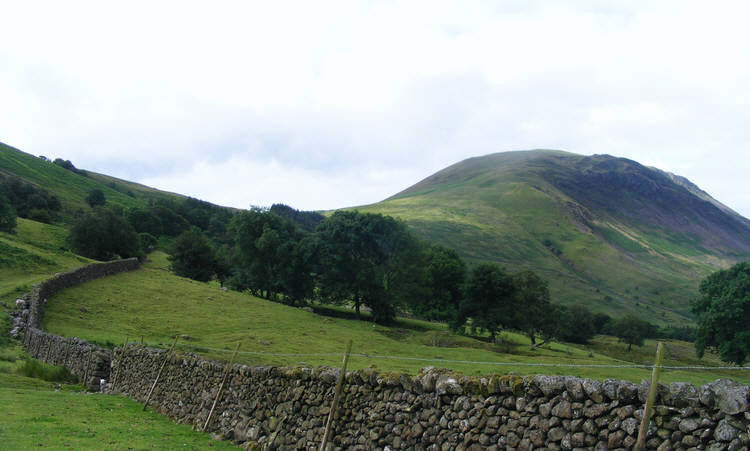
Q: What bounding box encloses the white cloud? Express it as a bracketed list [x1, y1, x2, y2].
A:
[0, 0, 748, 216]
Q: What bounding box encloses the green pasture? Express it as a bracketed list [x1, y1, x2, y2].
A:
[41, 252, 749, 386]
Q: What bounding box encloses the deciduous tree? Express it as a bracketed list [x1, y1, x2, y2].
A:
[692, 262, 750, 365]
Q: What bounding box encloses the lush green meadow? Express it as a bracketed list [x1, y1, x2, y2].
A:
[42, 252, 749, 386]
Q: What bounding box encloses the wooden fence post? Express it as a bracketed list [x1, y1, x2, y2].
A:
[142, 336, 179, 411]
[110, 337, 130, 391]
[635, 342, 665, 451]
[82, 348, 93, 387]
[319, 340, 353, 451]
[202, 342, 241, 432]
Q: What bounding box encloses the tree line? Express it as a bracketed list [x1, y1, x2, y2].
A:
[165, 207, 669, 348]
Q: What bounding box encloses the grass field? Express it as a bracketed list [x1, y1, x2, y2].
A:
[41, 252, 750, 386]
[0, 370, 238, 450]
[0, 219, 90, 300]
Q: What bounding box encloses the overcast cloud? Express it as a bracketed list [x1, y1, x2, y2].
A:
[1, 1, 749, 216]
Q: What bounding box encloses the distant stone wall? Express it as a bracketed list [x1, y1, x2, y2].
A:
[110, 346, 750, 450]
[24, 257, 140, 329]
[8, 258, 140, 390]
[6, 257, 750, 449]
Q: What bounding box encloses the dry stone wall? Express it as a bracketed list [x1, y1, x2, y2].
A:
[110, 346, 750, 450]
[8, 258, 139, 390]
[7, 257, 750, 449]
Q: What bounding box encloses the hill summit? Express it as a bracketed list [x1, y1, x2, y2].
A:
[361, 150, 750, 323]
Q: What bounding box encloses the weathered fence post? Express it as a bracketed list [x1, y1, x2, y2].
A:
[635, 342, 665, 450]
[142, 336, 179, 411]
[202, 342, 241, 432]
[110, 337, 130, 391]
[319, 340, 353, 451]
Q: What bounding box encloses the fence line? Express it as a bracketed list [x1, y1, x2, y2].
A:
[166, 342, 750, 371]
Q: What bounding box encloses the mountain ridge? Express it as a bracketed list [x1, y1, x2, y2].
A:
[361, 149, 750, 324]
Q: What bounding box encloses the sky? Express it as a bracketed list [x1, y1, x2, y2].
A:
[1, 1, 749, 216]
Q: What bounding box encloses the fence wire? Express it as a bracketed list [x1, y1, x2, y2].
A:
[167, 342, 750, 371]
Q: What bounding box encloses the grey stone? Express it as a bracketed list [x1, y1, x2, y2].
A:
[535, 375, 566, 397]
[582, 379, 604, 403]
[669, 382, 700, 407]
[436, 375, 463, 396]
[549, 427, 566, 441]
[715, 419, 740, 442]
[552, 401, 573, 419]
[565, 377, 586, 401]
[679, 418, 701, 433]
[617, 382, 639, 403]
[700, 379, 749, 415]
[622, 418, 639, 436]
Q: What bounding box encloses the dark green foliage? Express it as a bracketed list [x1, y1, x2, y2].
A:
[168, 227, 217, 282]
[138, 233, 158, 253]
[314, 210, 427, 324]
[0, 174, 61, 222]
[658, 325, 696, 342]
[230, 208, 312, 304]
[16, 359, 78, 384]
[151, 204, 190, 237]
[512, 270, 554, 344]
[692, 262, 750, 365]
[86, 189, 106, 207]
[461, 263, 516, 341]
[270, 204, 325, 232]
[592, 312, 612, 334]
[557, 305, 597, 344]
[0, 191, 16, 233]
[68, 207, 141, 261]
[52, 158, 87, 176]
[610, 314, 653, 351]
[411, 245, 466, 323]
[127, 208, 164, 236]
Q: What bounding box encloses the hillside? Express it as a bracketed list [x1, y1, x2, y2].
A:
[355, 150, 750, 324]
[0, 141, 186, 222]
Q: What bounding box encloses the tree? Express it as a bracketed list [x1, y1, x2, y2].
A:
[692, 262, 750, 365]
[0, 192, 17, 233]
[86, 189, 106, 207]
[557, 305, 597, 344]
[127, 208, 164, 237]
[512, 270, 552, 345]
[461, 263, 517, 342]
[410, 245, 466, 323]
[229, 208, 308, 302]
[68, 207, 141, 260]
[314, 210, 427, 324]
[169, 227, 217, 282]
[610, 315, 652, 351]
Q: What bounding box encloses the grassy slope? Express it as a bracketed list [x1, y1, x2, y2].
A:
[0, 218, 90, 299]
[0, 142, 184, 221]
[42, 252, 749, 386]
[352, 150, 750, 325]
[0, 349, 236, 450]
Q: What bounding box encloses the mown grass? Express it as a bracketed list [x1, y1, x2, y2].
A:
[42, 252, 750, 386]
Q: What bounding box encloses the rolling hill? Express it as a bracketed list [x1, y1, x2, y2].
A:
[0, 141, 186, 222]
[355, 150, 750, 324]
